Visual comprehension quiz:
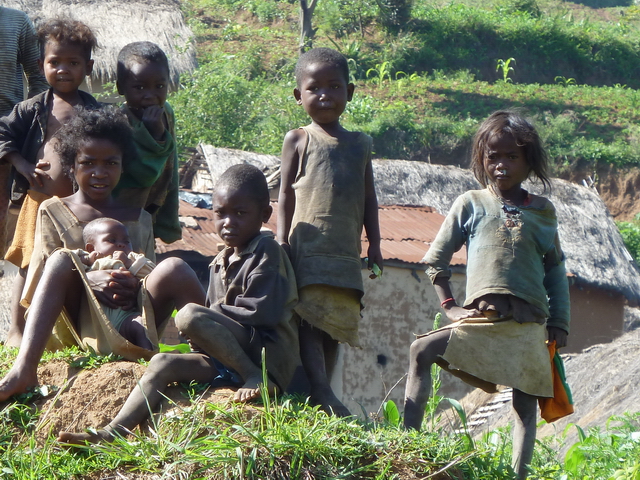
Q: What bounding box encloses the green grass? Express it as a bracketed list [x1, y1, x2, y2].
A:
[170, 0, 640, 173]
[0, 346, 638, 478]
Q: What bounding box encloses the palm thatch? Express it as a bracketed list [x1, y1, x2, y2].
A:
[1, 0, 197, 87]
[373, 159, 640, 305]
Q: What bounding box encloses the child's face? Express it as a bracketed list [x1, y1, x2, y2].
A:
[212, 186, 272, 253]
[71, 138, 123, 202]
[294, 62, 354, 126]
[483, 133, 530, 193]
[39, 41, 93, 95]
[117, 60, 169, 118]
[86, 221, 133, 257]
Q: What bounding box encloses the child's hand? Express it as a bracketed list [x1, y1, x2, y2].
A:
[443, 305, 482, 322]
[366, 245, 383, 279]
[112, 250, 133, 269]
[141, 105, 166, 141]
[10, 154, 50, 188]
[547, 326, 568, 348]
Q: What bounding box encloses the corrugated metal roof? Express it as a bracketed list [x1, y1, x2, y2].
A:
[156, 200, 467, 266]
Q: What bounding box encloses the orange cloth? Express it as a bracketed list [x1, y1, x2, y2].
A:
[5, 189, 50, 268]
[539, 341, 574, 423]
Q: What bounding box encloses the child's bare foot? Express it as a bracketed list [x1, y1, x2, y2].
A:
[57, 429, 114, 445]
[233, 374, 278, 402]
[0, 367, 38, 402]
[310, 387, 351, 417]
[4, 329, 22, 348]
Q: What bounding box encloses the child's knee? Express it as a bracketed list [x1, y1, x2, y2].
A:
[146, 353, 177, 375]
[175, 303, 209, 334]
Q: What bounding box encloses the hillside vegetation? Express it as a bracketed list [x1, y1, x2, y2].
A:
[171, 0, 640, 176]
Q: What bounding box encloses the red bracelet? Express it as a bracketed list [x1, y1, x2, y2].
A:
[441, 297, 455, 307]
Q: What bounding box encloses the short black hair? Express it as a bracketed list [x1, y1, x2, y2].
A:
[38, 18, 97, 61]
[83, 217, 125, 245]
[295, 47, 349, 86]
[117, 41, 170, 84]
[54, 106, 138, 178]
[215, 164, 270, 208]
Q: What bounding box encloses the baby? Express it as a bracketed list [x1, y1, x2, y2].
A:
[77, 217, 155, 350]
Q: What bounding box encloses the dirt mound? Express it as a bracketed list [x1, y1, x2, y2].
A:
[31, 360, 236, 442]
[443, 327, 640, 456]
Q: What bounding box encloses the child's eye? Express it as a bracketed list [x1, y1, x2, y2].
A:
[236, 211, 245, 217]
[71, 62, 79, 66]
[157, 84, 165, 89]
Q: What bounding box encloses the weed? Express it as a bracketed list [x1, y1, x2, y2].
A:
[496, 57, 516, 83]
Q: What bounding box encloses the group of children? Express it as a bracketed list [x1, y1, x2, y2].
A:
[0, 17, 569, 478]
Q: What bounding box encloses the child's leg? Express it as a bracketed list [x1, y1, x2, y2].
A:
[512, 389, 537, 480]
[144, 258, 206, 328]
[299, 321, 350, 417]
[0, 250, 83, 401]
[58, 352, 216, 444]
[119, 314, 153, 351]
[403, 329, 450, 430]
[176, 303, 273, 402]
[5, 267, 27, 347]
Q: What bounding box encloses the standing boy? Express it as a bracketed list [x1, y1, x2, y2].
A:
[0, 18, 98, 347]
[112, 41, 181, 244]
[58, 164, 300, 444]
[277, 48, 383, 416]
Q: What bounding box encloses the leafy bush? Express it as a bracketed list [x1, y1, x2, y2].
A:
[617, 215, 640, 263]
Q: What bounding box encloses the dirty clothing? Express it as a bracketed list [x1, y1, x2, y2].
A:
[79, 251, 156, 331]
[113, 102, 181, 244]
[420, 187, 570, 396]
[206, 232, 300, 391]
[22, 196, 158, 360]
[423, 187, 570, 332]
[288, 125, 372, 344]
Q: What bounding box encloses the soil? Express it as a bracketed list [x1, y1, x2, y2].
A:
[27, 360, 237, 444]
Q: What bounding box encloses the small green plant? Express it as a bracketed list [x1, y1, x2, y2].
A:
[555, 75, 577, 86]
[366, 61, 393, 87]
[496, 57, 516, 83]
[68, 348, 123, 370]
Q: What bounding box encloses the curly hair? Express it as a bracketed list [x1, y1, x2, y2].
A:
[471, 110, 551, 192]
[295, 47, 349, 87]
[54, 106, 138, 180]
[215, 164, 270, 208]
[38, 18, 97, 61]
[117, 41, 170, 85]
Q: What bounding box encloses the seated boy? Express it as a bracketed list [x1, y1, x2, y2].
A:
[58, 164, 300, 444]
[0, 18, 99, 347]
[76, 217, 156, 350]
[111, 41, 181, 244]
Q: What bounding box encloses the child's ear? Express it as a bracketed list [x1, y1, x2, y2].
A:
[262, 204, 273, 223]
[116, 80, 124, 96]
[85, 59, 94, 76]
[294, 88, 302, 105]
[38, 58, 44, 74]
[347, 83, 355, 101]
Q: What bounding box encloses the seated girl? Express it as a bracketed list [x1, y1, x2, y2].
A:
[0, 107, 205, 401]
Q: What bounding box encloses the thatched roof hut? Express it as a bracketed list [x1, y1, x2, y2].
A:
[1, 0, 197, 88]
[373, 159, 640, 306]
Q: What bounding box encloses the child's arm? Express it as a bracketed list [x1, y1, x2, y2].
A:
[4, 151, 49, 188]
[433, 275, 481, 322]
[363, 161, 383, 275]
[277, 129, 304, 254]
[544, 233, 570, 347]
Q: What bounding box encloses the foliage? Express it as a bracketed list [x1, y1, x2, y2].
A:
[617, 214, 640, 263]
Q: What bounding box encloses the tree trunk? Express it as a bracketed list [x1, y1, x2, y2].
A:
[299, 0, 318, 54]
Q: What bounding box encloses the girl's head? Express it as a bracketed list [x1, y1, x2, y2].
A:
[471, 110, 551, 192]
[55, 107, 138, 194]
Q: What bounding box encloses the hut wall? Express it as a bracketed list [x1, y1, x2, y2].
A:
[334, 265, 474, 416]
[566, 285, 624, 353]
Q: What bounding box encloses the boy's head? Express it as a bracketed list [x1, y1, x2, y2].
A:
[293, 48, 354, 126]
[212, 164, 272, 252]
[116, 42, 169, 114]
[83, 217, 133, 257]
[37, 19, 96, 94]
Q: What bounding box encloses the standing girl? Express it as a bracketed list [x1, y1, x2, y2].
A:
[0, 107, 204, 402]
[403, 111, 570, 479]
